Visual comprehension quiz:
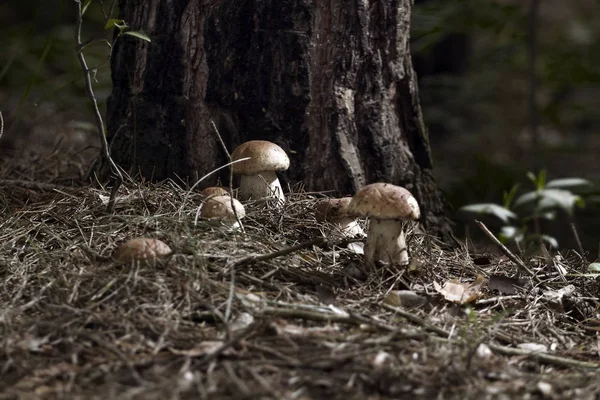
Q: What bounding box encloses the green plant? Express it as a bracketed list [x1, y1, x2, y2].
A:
[74, 0, 150, 212]
[460, 170, 592, 250]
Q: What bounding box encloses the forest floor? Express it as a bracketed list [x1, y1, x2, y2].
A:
[0, 155, 599, 400]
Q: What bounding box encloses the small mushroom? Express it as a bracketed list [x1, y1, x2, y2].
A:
[201, 195, 246, 231]
[200, 186, 230, 198]
[113, 238, 172, 265]
[231, 140, 290, 203]
[348, 183, 420, 266]
[315, 197, 365, 238]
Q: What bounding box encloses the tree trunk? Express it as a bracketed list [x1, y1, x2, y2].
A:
[106, 0, 451, 235]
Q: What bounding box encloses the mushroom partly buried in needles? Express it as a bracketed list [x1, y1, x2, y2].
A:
[201, 195, 246, 231]
[113, 238, 173, 265]
[348, 183, 420, 266]
[200, 186, 230, 198]
[315, 197, 365, 238]
[231, 140, 290, 203]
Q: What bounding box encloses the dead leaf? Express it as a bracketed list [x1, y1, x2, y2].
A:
[537, 382, 553, 396]
[383, 290, 426, 309]
[476, 343, 493, 359]
[434, 275, 486, 304]
[542, 284, 576, 301]
[229, 312, 254, 333]
[346, 242, 364, 255]
[371, 351, 392, 368]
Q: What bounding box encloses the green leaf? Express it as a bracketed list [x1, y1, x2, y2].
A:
[546, 178, 593, 191]
[105, 19, 128, 30]
[538, 189, 582, 214]
[539, 234, 559, 249]
[588, 263, 600, 272]
[124, 31, 152, 42]
[514, 190, 540, 207]
[538, 170, 547, 190]
[527, 170, 546, 190]
[82, 0, 92, 15]
[502, 184, 519, 209]
[498, 225, 523, 244]
[459, 203, 517, 223]
[514, 189, 582, 214]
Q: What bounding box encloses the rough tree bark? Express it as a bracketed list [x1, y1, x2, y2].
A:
[106, 0, 451, 234]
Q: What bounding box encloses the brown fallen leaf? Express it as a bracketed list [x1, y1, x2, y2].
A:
[434, 275, 486, 304]
[383, 290, 426, 309]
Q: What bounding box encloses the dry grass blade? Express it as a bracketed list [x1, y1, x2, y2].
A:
[177, 157, 250, 216]
[210, 120, 243, 231]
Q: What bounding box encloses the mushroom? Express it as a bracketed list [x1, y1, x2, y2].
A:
[200, 186, 230, 198]
[231, 140, 290, 203]
[348, 183, 420, 266]
[113, 238, 172, 265]
[315, 197, 365, 238]
[200, 195, 246, 231]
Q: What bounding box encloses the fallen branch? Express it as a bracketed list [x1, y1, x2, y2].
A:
[222, 237, 325, 275]
[381, 303, 449, 337]
[487, 342, 599, 369]
[261, 306, 357, 324]
[475, 220, 541, 283]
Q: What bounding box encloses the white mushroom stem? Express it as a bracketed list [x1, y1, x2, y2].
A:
[238, 171, 285, 203]
[332, 217, 365, 238]
[364, 219, 409, 265]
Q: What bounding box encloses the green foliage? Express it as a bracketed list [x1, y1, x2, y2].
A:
[459, 170, 592, 250]
[123, 31, 151, 42]
[460, 203, 517, 224]
[412, 0, 600, 153]
[0, 2, 112, 116]
[1, 1, 149, 123]
[103, 18, 151, 42]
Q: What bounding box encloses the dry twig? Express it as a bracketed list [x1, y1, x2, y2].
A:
[475, 220, 541, 282]
[74, 0, 122, 213]
[222, 237, 326, 275]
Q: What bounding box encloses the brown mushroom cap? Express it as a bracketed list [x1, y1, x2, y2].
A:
[114, 238, 172, 264]
[315, 197, 353, 222]
[231, 140, 290, 175]
[201, 195, 246, 221]
[348, 183, 420, 220]
[200, 186, 229, 197]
